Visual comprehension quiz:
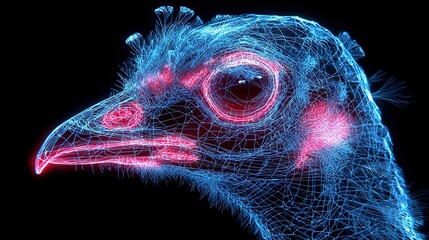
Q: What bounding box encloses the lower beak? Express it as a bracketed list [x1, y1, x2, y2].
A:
[35, 121, 198, 174]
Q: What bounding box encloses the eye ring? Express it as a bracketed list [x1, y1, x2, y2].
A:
[202, 51, 281, 123]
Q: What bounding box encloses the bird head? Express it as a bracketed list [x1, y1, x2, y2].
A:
[35, 6, 421, 239]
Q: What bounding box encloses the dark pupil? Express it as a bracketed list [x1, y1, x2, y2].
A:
[213, 71, 267, 111]
[227, 77, 263, 101]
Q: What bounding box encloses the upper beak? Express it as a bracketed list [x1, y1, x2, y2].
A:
[35, 94, 198, 174]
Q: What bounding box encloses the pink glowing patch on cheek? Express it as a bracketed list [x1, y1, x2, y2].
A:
[101, 102, 143, 130]
[297, 102, 351, 166]
[146, 64, 173, 94]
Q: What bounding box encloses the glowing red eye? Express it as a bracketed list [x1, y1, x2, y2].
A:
[101, 102, 143, 130]
[202, 51, 281, 123]
[211, 67, 267, 112]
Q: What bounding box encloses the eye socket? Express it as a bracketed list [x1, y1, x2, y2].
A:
[211, 67, 269, 112]
[202, 52, 281, 123]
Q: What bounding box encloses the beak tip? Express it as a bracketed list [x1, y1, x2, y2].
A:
[35, 158, 48, 175]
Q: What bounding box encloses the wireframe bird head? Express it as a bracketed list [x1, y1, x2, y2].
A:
[35, 6, 422, 239]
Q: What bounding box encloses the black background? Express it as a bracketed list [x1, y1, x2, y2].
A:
[12, 1, 427, 238]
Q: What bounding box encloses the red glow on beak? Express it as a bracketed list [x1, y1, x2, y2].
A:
[35, 135, 198, 174]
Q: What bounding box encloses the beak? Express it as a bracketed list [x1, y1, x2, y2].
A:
[35, 94, 198, 174]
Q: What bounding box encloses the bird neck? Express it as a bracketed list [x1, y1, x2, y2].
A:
[215, 172, 419, 240]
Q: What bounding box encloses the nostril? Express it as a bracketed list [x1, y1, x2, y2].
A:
[101, 102, 143, 130]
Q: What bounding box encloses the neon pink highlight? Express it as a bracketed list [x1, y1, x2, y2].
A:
[146, 64, 173, 94]
[154, 147, 199, 162]
[101, 102, 143, 130]
[201, 51, 281, 123]
[181, 66, 210, 88]
[297, 102, 351, 166]
[35, 135, 198, 174]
